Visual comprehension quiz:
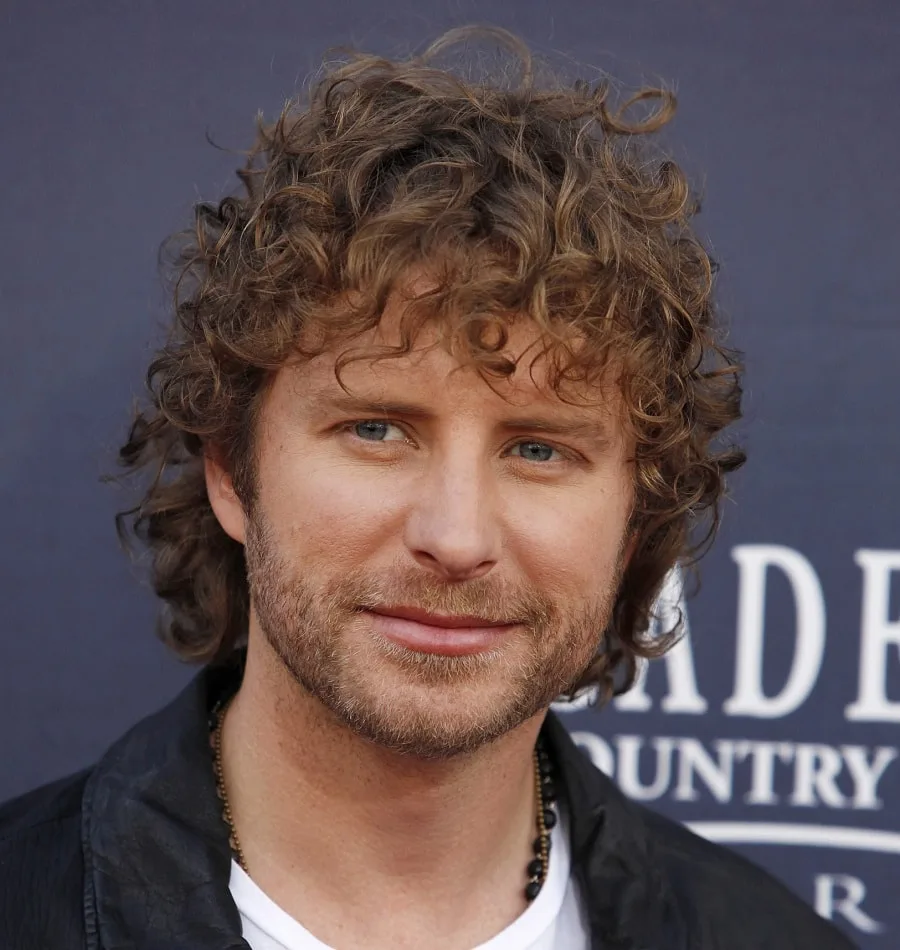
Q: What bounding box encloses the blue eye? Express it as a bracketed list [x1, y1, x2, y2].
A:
[512, 441, 559, 463]
[350, 420, 410, 442]
[353, 421, 391, 441]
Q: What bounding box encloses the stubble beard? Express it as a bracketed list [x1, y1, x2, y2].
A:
[245, 513, 622, 759]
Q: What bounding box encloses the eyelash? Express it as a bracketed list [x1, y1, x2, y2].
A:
[340, 420, 577, 464]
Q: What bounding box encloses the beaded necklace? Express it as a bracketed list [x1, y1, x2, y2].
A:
[211, 699, 558, 902]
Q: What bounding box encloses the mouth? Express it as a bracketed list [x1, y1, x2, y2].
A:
[364, 605, 518, 656]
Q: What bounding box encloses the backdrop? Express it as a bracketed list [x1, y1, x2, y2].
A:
[1, 1, 897, 946]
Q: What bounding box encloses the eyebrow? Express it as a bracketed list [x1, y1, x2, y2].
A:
[311, 393, 613, 445]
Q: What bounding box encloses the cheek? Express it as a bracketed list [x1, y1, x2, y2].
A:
[261, 452, 408, 562]
[505, 486, 631, 597]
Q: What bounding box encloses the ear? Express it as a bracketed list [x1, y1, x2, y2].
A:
[204, 450, 247, 545]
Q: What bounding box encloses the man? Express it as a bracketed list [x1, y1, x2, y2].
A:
[0, 26, 854, 950]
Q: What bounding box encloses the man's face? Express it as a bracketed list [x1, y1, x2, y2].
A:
[218, 301, 634, 758]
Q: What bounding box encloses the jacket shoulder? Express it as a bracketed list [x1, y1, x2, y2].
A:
[0, 770, 89, 836]
[0, 771, 90, 948]
[636, 804, 857, 949]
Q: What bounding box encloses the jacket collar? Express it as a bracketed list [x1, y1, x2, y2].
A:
[82, 659, 247, 950]
[82, 661, 684, 950]
[543, 715, 687, 950]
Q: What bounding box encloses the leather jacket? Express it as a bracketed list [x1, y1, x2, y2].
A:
[0, 659, 855, 949]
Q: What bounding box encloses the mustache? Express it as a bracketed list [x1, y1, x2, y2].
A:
[325, 566, 556, 628]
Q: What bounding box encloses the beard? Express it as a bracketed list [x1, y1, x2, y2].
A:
[244, 511, 623, 759]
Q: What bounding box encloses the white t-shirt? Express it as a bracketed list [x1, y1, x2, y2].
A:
[230, 810, 589, 950]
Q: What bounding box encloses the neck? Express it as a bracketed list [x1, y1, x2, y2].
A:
[218, 634, 548, 950]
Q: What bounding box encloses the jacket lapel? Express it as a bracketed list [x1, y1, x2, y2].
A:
[82, 663, 247, 950]
[543, 714, 689, 950]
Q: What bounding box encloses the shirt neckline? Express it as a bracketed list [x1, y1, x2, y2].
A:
[230, 810, 571, 950]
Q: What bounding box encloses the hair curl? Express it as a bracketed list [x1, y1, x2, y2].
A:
[117, 26, 744, 703]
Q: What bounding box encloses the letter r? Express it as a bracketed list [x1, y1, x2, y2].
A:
[814, 874, 884, 934]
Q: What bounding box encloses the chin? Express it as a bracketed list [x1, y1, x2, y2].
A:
[268, 623, 564, 756]
[323, 676, 547, 759]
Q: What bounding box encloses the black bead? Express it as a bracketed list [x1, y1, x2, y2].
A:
[538, 758, 554, 777]
[543, 807, 558, 829]
[525, 880, 542, 901]
[533, 833, 552, 853]
[527, 857, 544, 878]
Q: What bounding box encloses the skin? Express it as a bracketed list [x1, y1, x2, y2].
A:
[205, 288, 635, 949]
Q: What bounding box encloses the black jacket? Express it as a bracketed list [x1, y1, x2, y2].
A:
[0, 662, 855, 950]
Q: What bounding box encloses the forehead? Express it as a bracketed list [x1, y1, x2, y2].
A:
[284, 286, 618, 416]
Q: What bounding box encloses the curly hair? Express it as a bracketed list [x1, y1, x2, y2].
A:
[117, 26, 744, 703]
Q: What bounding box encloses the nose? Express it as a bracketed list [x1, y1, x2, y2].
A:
[403, 453, 502, 582]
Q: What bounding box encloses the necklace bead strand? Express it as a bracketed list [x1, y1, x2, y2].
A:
[212, 701, 249, 873]
[211, 699, 557, 903]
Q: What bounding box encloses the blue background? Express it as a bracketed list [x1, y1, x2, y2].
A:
[1, 1, 897, 946]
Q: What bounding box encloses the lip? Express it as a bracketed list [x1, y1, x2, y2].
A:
[365, 606, 517, 656]
[370, 605, 510, 629]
